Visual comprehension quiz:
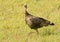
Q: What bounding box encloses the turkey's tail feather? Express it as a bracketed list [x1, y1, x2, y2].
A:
[50, 23, 54, 25]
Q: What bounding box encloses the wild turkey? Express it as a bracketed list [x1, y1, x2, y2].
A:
[24, 4, 54, 34]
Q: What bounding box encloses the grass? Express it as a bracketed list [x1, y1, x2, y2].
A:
[0, 0, 60, 42]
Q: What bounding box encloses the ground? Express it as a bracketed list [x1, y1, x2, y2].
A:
[0, 0, 60, 42]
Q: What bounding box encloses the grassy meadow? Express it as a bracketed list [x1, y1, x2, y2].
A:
[0, 0, 60, 42]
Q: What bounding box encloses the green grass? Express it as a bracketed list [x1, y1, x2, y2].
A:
[0, 0, 60, 42]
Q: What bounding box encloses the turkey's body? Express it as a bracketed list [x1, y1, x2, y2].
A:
[25, 15, 51, 29]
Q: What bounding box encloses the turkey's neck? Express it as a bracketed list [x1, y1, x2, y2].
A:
[24, 9, 31, 16]
[25, 10, 30, 15]
[24, 7, 30, 16]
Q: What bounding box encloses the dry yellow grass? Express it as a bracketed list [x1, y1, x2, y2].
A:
[0, 0, 60, 42]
